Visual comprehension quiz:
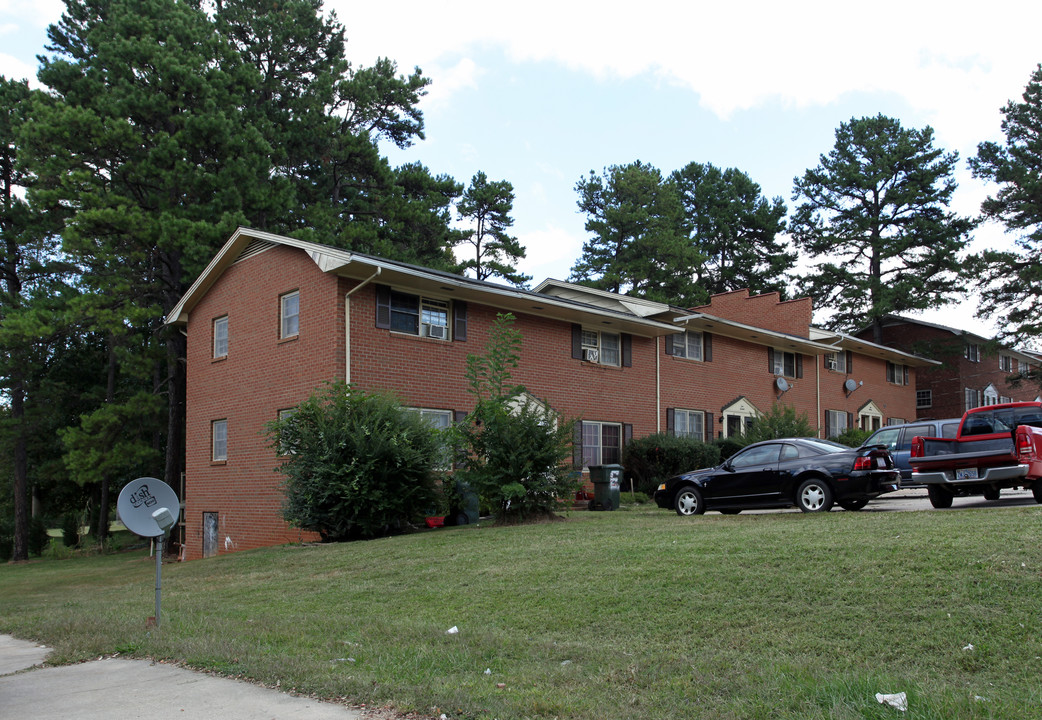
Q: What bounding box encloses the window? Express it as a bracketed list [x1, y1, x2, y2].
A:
[886, 362, 909, 385]
[889, 418, 907, 426]
[378, 287, 453, 340]
[672, 409, 704, 440]
[212, 419, 228, 462]
[582, 329, 620, 366]
[825, 410, 848, 438]
[582, 422, 622, 466]
[409, 408, 453, 468]
[1019, 360, 1029, 374]
[1000, 355, 1013, 372]
[730, 443, 781, 468]
[824, 351, 847, 372]
[280, 291, 299, 338]
[670, 331, 703, 361]
[999, 395, 1012, 404]
[964, 387, 982, 412]
[771, 349, 797, 377]
[965, 343, 980, 362]
[213, 316, 228, 358]
[276, 408, 297, 455]
[916, 389, 932, 409]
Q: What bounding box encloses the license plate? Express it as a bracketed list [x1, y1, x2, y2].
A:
[956, 468, 979, 480]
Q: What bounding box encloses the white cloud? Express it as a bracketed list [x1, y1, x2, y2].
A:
[421, 57, 480, 110]
[0, 52, 36, 83]
[517, 224, 585, 281]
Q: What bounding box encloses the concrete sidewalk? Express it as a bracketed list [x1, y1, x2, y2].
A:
[0, 634, 365, 720]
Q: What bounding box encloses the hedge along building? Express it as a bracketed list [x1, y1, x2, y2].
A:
[166, 227, 935, 560]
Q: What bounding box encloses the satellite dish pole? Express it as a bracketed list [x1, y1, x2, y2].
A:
[117, 477, 179, 627]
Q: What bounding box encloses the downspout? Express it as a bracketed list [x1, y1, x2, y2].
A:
[344, 267, 382, 384]
[816, 353, 822, 438]
[656, 336, 661, 433]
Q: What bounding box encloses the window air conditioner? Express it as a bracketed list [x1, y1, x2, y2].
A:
[426, 324, 447, 340]
[582, 348, 599, 363]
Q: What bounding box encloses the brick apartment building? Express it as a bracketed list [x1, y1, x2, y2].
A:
[855, 316, 1042, 421]
[166, 228, 934, 560]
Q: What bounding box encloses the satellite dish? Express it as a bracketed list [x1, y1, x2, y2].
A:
[775, 376, 790, 393]
[844, 378, 858, 393]
[117, 477, 179, 538]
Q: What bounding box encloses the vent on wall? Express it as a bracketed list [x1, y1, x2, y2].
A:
[235, 239, 276, 263]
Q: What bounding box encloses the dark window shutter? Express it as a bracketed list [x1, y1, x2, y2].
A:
[796, 354, 804, 379]
[573, 422, 584, 468]
[665, 333, 675, 356]
[903, 365, 909, 386]
[768, 348, 775, 373]
[704, 332, 713, 362]
[847, 412, 855, 429]
[823, 354, 830, 369]
[375, 284, 391, 329]
[706, 412, 714, 441]
[666, 408, 675, 436]
[453, 410, 468, 424]
[622, 334, 632, 367]
[623, 423, 633, 446]
[571, 324, 582, 360]
[846, 351, 853, 373]
[454, 301, 467, 342]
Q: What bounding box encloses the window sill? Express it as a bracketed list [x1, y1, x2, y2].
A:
[390, 330, 452, 343]
[278, 334, 299, 345]
[668, 355, 704, 364]
[211, 355, 227, 364]
[210, 460, 227, 466]
[581, 361, 623, 370]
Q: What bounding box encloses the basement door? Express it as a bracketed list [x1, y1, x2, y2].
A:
[203, 512, 218, 558]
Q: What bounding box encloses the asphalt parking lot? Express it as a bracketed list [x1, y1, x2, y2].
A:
[868, 486, 1037, 512]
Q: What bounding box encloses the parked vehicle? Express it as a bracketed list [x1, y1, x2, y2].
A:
[909, 401, 1042, 508]
[863, 418, 961, 486]
[653, 438, 900, 515]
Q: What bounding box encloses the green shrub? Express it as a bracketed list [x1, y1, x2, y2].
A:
[623, 433, 720, 495]
[834, 426, 872, 447]
[453, 314, 579, 522]
[29, 516, 49, 557]
[743, 403, 816, 444]
[713, 436, 745, 461]
[624, 491, 650, 505]
[61, 512, 80, 547]
[267, 382, 441, 541]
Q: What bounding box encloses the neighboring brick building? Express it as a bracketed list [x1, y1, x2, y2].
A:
[854, 316, 1042, 421]
[167, 228, 934, 559]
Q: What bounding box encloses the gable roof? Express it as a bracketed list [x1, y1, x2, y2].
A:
[165, 228, 682, 338]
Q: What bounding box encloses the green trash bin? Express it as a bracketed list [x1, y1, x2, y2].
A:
[588, 464, 623, 511]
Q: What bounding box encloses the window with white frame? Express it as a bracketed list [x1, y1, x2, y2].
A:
[581, 329, 620, 366]
[825, 351, 847, 372]
[1019, 360, 1029, 374]
[280, 291, 299, 339]
[673, 409, 704, 440]
[582, 421, 622, 466]
[999, 395, 1012, 404]
[212, 419, 228, 462]
[825, 410, 848, 438]
[886, 361, 909, 385]
[771, 349, 797, 377]
[887, 417, 906, 426]
[213, 316, 228, 358]
[916, 389, 932, 409]
[965, 387, 982, 412]
[390, 291, 449, 337]
[965, 343, 980, 362]
[999, 355, 1013, 372]
[671, 331, 703, 361]
[409, 408, 454, 468]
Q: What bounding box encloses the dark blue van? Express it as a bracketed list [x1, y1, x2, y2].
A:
[863, 418, 962, 487]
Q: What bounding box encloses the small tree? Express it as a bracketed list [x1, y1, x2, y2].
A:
[267, 382, 441, 541]
[453, 314, 578, 522]
[743, 404, 816, 444]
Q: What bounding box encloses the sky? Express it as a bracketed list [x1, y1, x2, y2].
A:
[2, 0, 1040, 340]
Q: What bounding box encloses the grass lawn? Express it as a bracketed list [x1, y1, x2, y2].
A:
[2, 504, 1041, 719]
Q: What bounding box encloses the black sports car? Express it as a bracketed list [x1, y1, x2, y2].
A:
[653, 438, 899, 515]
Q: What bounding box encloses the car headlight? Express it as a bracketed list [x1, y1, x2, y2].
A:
[657, 483, 666, 491]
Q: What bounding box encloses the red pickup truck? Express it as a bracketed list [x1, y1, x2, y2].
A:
[909, 401, 1042, 508]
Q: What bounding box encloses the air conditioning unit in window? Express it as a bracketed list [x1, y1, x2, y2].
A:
[582, 348, 599, 363]
[425, 324, 447, 340]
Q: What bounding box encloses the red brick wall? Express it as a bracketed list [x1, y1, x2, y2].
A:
[184, 245, 342, 560]
[690, 289, 814, 338]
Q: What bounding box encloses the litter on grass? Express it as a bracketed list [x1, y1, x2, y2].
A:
[446, 626, 459, 635]
[875, 692, 907, 711]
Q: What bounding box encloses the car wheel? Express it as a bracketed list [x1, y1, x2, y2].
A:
[674, 487, 705, 516]
[1033, 484, 1042, 504]
[983, 487, 1000, 501]
[927, 485, 954, 509]
[796, 478, 833, 512]
[838, 498, 868, 511]
[719, 509, 742, 515]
